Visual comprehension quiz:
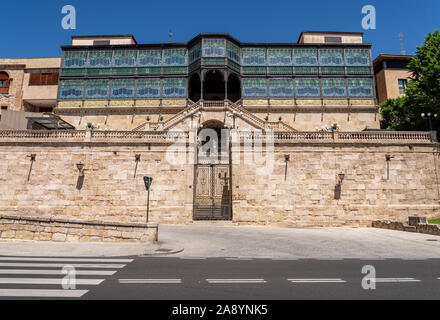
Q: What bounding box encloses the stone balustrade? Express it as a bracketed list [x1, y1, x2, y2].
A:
[0, 129, 435, 145]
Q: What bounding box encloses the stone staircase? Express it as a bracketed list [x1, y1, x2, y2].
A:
[132, 100, 296, 132]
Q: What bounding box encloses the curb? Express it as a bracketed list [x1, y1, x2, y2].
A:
[140, 247, 184, 257]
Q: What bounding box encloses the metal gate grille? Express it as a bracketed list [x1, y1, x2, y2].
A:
[193, 164, 232, 220]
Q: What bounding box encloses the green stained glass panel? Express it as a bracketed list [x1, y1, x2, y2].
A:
[88, 51, 112, 68]
[268, 49, 292, 66]
[138, 50, 162, 66]
[112, 50, 137, 67]
[242, 78, 267, 97]
[203, 39, 225, 57]
[137, 79, 161, 98]
[295, 78, 320, 97]
[61, 69, 86, 76]
[242, 48, 266, 66]
[59, 80, 84, 99]
[63, 51, 87, 68]
[163, 49, 187, 66]
[345, 49, 370, 66]
[294, 49, 318, 66]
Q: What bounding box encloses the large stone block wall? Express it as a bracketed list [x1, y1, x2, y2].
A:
[231, 144, 440, 227]
[0, 214, 158, 243]
[0, 145, 193, 224]
[0, 141, 438, 227]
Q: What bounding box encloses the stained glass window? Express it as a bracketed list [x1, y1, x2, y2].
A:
[85, 80, 110, 99]
[320, 49, 344, 66]
[321, 79, 347, 97]
[203, 39, 225, 57]
[136, 79, 161, 98]
[111, 79, 135, 99]
[347, 79, 374, 97]
[163, 79, 187, 97]
[268, 49, 292, 66]
[242, 48, 266, 66]
[88, 51, 112, 68]
[226, 41, 240, 64]
[345, 49, 370, 66]
[295, 79, 320, 97]
[138, 50, 162, 66]
[63, 51, 87, 68]
[163, 49, 187, 66]
[269, 79, 294, 97]
[189, 43, 202, 64]
[294, 49, 318, 66]
[242, 79, 267, 97]
[112, 50, 137, 67]
[59, 80, 84, 99]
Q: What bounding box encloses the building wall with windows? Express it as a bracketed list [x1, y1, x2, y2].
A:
[0, 58, 60, 116]
[55, 32, 379, 131]
[373, 54, 413, 104]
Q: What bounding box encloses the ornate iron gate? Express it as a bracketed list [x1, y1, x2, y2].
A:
[193, 164, 232, 220]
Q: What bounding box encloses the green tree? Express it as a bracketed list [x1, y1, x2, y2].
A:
[381, 30, 440, 132]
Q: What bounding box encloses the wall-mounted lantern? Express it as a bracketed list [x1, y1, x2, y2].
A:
[284, 154, 290, 181]
[76, 162, 85, 177]
[134, 154, 141, 178]
[334, 173, 345, 200]
[27, 154, 36, 181]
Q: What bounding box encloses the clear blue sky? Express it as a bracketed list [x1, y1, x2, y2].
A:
[2, 0, 439, 59]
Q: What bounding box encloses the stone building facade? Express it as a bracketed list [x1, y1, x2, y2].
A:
[0, 32, 438, 233]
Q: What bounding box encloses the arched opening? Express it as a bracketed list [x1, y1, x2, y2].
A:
[0, 72, 10, 94]
[188, 73, 201, 102]
[227, 73, 241, 102]
[203, 70, 225, 101]
[198, 119, 225, 159]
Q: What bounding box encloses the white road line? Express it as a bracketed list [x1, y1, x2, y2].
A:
[0, 289, 88, 298]
[206, 279, 267, 284]
[119, 279, 182, 284]
[0, 278, 104, 285]
[374, 278, 420, 283]
[288, 278, 347, 283]
[0, 257, 133, 263]
[225, 258, 253, 261]
[179, 257, 206, 260]
[0, 269, 117, 276]
[0, 263, 126, 269]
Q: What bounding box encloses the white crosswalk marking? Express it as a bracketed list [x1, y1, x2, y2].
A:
[374, 278, 420, 283]
[119, 279, 182, 284]
[0, 269, 116, 275]
[0, 278, 104, 285]
[206, 279, 267, 284]
[288, 278, 347, 283]
[0, 289, 89, 298]
[0, 256, 131, 299]
[0, 257, 133, 263]
[0, 263, 125, 268]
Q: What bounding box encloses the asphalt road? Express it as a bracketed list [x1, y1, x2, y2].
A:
[1, 255, 440, 300]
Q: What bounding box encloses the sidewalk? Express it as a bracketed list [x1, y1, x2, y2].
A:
[0, 239, 183, 257]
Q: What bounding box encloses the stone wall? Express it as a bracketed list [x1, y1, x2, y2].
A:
[0, 214, 158, 243]
[0, 130, 438, 227]
[373, 220, 440, 236]
[231, 144, 440, 227]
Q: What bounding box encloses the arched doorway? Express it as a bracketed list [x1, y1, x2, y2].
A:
[227, 73, 241, 102]
[203, 70, 225, 101]
[188, 73, 201, 102]
[194, 119, 232, 221]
